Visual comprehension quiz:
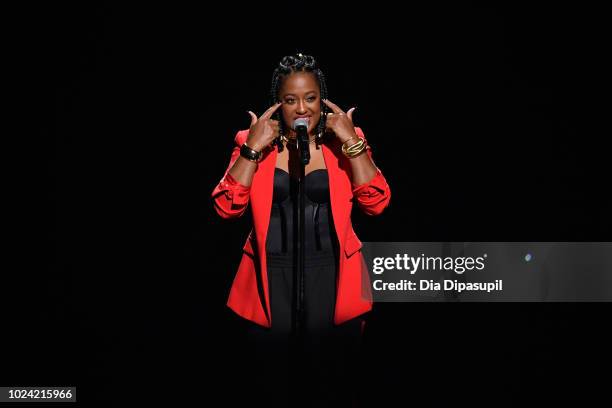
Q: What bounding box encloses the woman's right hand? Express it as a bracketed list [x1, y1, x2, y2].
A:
[245, 102, 282, 152]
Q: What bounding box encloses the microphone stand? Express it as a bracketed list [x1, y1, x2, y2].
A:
[292, 123, 310, 340]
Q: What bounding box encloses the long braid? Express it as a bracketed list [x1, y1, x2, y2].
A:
[269, 53, 329, 152]
[315, 69, 329, 140]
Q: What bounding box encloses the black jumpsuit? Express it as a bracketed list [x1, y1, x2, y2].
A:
[266, 167, 339, 334]
[241, 167, 364, 407]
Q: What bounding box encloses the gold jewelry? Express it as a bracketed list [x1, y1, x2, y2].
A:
[341, 136, 359, 145]
[341, 137, 368, 158]
[343, 143, 367, 158]
[281, 133, 320, 145]
[343, 141, 364, 156]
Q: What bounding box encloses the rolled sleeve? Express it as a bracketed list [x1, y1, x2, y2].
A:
[211, 130, 253, 219]
[217, 173, 250, 205]
[211, 167, 251, 218]
[351, 169, 391, 216]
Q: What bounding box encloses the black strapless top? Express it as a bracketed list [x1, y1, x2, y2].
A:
[266, 168, 338, 257]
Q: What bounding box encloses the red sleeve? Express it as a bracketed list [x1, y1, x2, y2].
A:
[351, 127, 391, 216]
[211, 131, 251, 219]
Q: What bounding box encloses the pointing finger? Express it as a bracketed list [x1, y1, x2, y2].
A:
[347, 107, 356, 121]
[322, 98, 343, 114]
[261, 102, 283, 120]
[247, 111, 258, 126]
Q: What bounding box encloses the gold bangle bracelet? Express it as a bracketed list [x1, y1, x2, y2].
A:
[342, 136, 359, 146]
[342, 138, 363, 151]
[344, 145, 367, 158]
[342, 142, 364, 156]
[355, 146, 369, 157]
[341, 137, 363, 151]
[346, 140, 365, 153]
[342, 137, 368, 158]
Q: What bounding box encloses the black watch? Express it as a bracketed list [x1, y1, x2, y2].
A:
[240, 143, 262, 162]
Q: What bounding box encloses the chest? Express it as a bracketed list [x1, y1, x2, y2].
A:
[275, 143, 327, 175]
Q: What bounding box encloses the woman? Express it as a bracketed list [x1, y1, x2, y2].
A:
[212, 53, 391, 406]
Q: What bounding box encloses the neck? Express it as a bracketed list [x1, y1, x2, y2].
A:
[282, 133, 317, 145]
[286, 130, 315, 140]
[287, 129, 315, 138]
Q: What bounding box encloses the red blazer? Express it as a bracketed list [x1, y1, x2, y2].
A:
[212, 127, 391, 328]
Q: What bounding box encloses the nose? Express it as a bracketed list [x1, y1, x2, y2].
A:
[296, 100, 307, 114]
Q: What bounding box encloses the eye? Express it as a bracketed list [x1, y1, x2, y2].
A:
[285, 99, 295, 104]
[307, 96, 316, 102]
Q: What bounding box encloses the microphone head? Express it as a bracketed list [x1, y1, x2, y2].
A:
[292, 118, 309, 131]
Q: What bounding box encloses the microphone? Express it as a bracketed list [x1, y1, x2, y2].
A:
[292, 118, 310, 165]
[292, 118, 309, 140]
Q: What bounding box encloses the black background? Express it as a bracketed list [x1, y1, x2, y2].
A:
[9, 2, 610, 406]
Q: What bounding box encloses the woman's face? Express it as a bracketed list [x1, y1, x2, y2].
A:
[278, 72, 321, 137]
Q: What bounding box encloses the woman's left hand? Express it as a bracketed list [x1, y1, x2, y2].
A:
[322, 99, 357, 143]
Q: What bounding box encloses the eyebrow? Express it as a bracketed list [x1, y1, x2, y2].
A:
[283, 91, 318, 97]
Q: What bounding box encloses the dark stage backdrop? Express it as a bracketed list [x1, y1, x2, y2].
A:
[10, 3, 610, 406]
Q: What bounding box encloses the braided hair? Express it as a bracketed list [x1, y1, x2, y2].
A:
[269, 53, 329, 152]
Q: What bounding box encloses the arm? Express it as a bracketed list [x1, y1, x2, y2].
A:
[321, 100, 391, 216]
[345, 126, 377, 185]
[349, 127, 391, 216]
[211, 103, 282, 219]
[211, 131, 253, 219]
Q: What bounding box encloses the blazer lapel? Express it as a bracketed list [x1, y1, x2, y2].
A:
[250, 146, 277, 324]
[322, 142, 349, 243]
[251, 147, 277, 243]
